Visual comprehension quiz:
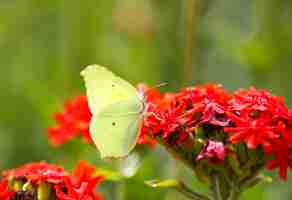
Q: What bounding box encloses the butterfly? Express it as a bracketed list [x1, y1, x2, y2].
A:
[81, 65, 146, 159]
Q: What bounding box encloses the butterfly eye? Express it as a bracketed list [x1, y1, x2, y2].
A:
[112, 84, 115, 87]
[112, 122, 116, 126]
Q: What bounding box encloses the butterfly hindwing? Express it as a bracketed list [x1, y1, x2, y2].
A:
[90, 100, 142, 158]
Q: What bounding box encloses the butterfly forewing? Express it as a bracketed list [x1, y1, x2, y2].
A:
[81, 65, 141, 114]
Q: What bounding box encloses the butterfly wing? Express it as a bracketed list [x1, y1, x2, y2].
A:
[91, 100, 143, 158]
[81, 65, 143, 158]
[81, 64, 141, 114]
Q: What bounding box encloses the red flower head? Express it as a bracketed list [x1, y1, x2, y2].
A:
[136, 84, 162, 146]
[141, 84, 292, 180]
[1, 160, 104, 200]
[2, 161, 68, 185]
[179, 83, 231, 127]
[196, 140, 226, 163]
[264, 122, 292, 180]
[142, 83, 231, 145]
[48, 95, 93, 146]
[55, 160, 103, 200]
[224, 87, 289, 149]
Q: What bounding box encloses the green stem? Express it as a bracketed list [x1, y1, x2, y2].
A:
[114, 160, 126, 200]
[227, 188, 241, 200]
[239, 164, 265, 188]
[177, 182, 211, 200]
[182, 0, 194, 85]
[210, 174, 223, 200]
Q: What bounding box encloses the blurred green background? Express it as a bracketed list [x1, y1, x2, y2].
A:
[1, 0, 292, 199]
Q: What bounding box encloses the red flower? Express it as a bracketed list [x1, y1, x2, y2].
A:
[265, 140, 292, 180]
[224, 113, 278, 149]
[73, 160, 103, 192]
[196, 140, 226, 163]
[224, 87, 289, 149]
[179, 84, 231, 127]
[142, 84, 231, 145]
[264, 122, 292, 180]
[1, 160, 104, 200]
[2, 161, 68, 185]
[48, 95, 93, 146]
[0, 180, 14, 200]
[137, 130, 157, 147]
[136, 84, 162, 146]
[144, 101, 185, 139]
[140, 84, 292, 180]
[55, 160, 103, 200]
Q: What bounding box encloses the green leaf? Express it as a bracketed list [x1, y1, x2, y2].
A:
[145, 179, 211, 200]
[241, 175, 272, 189]
[95, 168, 126, 181]
[145, 179, 180, 188]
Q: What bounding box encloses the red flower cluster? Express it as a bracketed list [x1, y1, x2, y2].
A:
[224, 87, 292, 180]
[1, 160, 104, 200]
[141, 84, 292, 180]
[3, 161, 67, 185]
[142, 84, 231, 141]
[48, 95, 93, 146]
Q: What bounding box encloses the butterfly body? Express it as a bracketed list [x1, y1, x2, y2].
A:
[81, 65, 145, 158]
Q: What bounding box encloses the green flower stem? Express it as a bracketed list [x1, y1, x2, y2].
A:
[227, 189, 241, 200]
[210, 174, 223, 200]
[241, 175, 262, 190]
[239, 165, 265, 189]
[115, 180, 126, 200]
[177, 182, 211, 200]
[114, 160, 126, 200]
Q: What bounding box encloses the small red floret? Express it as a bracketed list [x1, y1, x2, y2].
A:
[0, 180, 14, 200]
[197, 140, 226, 163]
[48, 95, 93, 146]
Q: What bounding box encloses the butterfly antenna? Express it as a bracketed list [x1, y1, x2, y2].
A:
[144, 82, 168, 94]
[154, 82, 168, 89]
[140, 82, 168, 106]
[140, 82, 167, 99]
